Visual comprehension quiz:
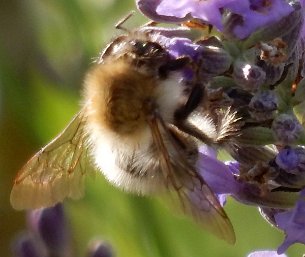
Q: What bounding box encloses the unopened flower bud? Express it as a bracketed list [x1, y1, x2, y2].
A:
[249, 90, 278, 121]
[233, 61, 266, 91]
[87, 240, 113, 257]
[198, 44, 232, 76]
[272, 114, 304, 144]
[275, 147, 305, 174]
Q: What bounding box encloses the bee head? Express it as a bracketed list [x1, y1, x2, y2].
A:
[125, 39, 169, 69]
[98, 34, 189, 78]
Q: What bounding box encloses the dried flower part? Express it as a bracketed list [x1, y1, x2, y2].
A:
[258, 38, 288, 65]
[272, 114, 304, 144]
[249, 90, 278, 121]
[293, 78, 305, 103]
[233, 61, 266, 91]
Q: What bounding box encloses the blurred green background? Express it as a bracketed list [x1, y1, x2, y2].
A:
[1, 1, 305, 257]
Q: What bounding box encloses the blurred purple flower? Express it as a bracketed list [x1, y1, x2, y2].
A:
[275, 189, 305, 254]
[28, 204, 69, 256]
[12, 232, 46, 257]
[247, 250, 287, 257]
[233, 0, 294, 39]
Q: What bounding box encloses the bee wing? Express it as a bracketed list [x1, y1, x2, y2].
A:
[10, 109, 93, 210]
[147, 113, 235, 244]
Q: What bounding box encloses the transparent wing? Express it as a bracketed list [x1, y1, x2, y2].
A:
[10, 110, 93, 210]
[147, 113, 235, 244]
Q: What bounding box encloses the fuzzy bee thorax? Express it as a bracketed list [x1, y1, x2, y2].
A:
[84, 60, 160, 136]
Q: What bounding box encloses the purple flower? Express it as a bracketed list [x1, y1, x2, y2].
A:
[137, 0, 248, 30]
[28, 204, 70, 255]
[196, 146, 238, 195]
[197, 148, 296, 208]
[247, 250, 287, 257]
[275, 190, 305, 254]
[165, 37, 204, 60]
[136, 0, 186, 23]
[232, 0, 294, 39]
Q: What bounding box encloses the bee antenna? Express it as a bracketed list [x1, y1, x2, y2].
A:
[115, 11, 135, 32]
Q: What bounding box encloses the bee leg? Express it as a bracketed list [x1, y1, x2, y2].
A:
[175, 83, 204, 120]
[174, 83, 215, 145]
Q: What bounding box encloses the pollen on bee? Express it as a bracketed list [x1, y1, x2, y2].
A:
[84, 60, 159, 135]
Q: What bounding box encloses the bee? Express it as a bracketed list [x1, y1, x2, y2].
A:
[10, 22, 235, 243]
